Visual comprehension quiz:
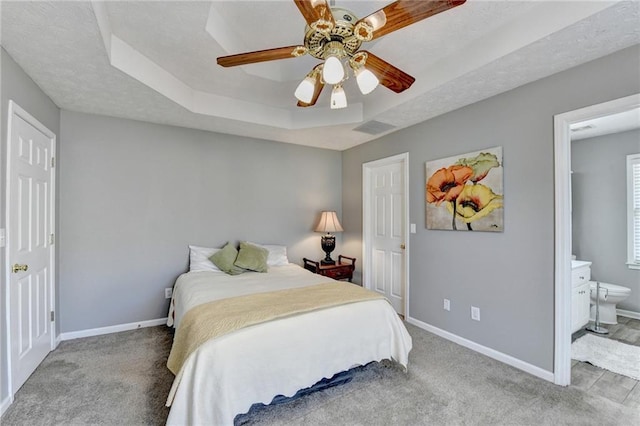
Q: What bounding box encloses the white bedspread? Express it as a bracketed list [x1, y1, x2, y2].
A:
[165, 264, 412, 426]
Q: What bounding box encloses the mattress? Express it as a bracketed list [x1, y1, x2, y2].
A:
[165, 264, 412, 425]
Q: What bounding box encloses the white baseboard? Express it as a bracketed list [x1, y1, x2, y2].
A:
[617, 309, 640, 320]
[406, 316, 555, 383]
[1, 394, 13, 417]
[55, 334, 62, 348]
[59, 318, 168, 341]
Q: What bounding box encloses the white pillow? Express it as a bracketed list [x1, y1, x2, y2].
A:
[188, 245, 222, 272]
[248, 242, 289, 266]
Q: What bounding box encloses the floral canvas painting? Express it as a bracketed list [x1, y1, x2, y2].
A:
[426, 147, 503, 232]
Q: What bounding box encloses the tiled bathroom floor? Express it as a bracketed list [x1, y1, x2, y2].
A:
[600, 315, 640, 346]
[571, 316, 640, 408]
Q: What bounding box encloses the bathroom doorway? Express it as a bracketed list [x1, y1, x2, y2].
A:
[554, 94, 640, 389]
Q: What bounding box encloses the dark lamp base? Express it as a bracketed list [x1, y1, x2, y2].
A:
[320, 234, 336, 266]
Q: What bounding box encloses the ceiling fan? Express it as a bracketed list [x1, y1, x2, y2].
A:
[216, 0, 466, 109]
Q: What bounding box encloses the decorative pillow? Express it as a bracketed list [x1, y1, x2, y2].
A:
[188, 245, 222, 272]
[248, 242, 289, 266]
[209, 243, 246, 275]
[234, 242, 269, 272]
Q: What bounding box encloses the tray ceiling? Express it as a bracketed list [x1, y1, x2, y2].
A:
[1, 1, 639, 150]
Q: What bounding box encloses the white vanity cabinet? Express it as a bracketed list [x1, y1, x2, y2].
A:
[572, 283, 591, 333]
[571, 261, 591, 333]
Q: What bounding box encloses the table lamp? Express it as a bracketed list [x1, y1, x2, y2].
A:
[315, 211, 344, 265]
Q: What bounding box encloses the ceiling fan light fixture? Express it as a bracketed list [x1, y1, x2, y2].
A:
[363, 11, 387, 32]
[330, 85, 347, 109]
[323, 55, 345, 85]
[294, 76, 317, 104]
[218, 1, 467, 108]
[310, 18, 334, 35]
[354, 21, 375, 42]
[355, 67, 379, 95]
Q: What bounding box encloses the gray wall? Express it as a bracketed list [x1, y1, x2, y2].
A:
[0, 48, 60, 406]
[572, 129, 640, 312]
[59, 111, 342, 333]
[342, 45, 640, 372]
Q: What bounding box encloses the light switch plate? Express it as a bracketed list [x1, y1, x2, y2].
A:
[410, 223, 416, 234]
[471, 306, 481, 321]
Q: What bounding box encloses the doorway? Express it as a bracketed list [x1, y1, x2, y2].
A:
[362, 153, 409, 316]
[5, 100, 57, 396]
[553, 93, 640, 385]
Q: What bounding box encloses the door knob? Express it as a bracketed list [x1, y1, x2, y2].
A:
[400, 243, 405, 250]
[12, 263, 28, 273]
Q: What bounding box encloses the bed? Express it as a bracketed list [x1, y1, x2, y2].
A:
[165, 245, 412, 425]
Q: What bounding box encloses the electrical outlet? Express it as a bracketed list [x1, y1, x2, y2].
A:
[165, 288, 173, 299]
[443, 299, 450, 311]
[471, 306, 480, 321]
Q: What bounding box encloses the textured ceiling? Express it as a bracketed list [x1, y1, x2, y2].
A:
[1, 1, 639, 150]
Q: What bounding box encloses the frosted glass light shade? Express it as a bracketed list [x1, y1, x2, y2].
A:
[330, 85, 347, 109]
[323, 56, 345, 85]
[294, 77, 316, 103]
[356, 67, 379, 95]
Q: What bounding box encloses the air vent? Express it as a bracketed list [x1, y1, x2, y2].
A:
[353, 120, 397, 135]
[571, 124, 595, 132]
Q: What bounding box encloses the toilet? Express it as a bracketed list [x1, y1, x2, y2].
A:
[589, 281, 632, 324]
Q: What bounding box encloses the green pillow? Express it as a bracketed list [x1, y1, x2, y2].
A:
[234, 242, 269, 272]
[209, 243, 246, 275]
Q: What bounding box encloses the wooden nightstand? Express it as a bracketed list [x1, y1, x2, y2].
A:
[303, 255, 356, 282]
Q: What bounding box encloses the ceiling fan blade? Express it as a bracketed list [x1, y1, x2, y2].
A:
[361, 51, 415, 93]
[297, 67, 325, 107]
[217, 45, 304, 67]
[358, 0, 466, 40]
[293, 0, 335, 27]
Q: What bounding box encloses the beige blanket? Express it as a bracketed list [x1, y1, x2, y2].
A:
[167, 281, 385, 374]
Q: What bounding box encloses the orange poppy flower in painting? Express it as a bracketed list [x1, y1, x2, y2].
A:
[426, 165, 473, 205]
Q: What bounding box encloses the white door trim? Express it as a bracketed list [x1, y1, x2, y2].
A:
[4, 100, 57, 399]
[553, 93, 640, 386]
[362, 152, 410, 317]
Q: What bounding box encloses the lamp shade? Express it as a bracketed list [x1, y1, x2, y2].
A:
[315, 211, 344, 233]
[355, 67, 379, 95]
[330, 85, 347, 109]
[294, 76, 316, 104]
[323, 56, 345, 85]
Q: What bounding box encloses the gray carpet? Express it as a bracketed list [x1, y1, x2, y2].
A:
[2, 323, 639, 425]
[1, 326, 173, 425]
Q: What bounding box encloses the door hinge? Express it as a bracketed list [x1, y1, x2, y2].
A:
[49, 233, 54, 245]
[51, 157, 55, 168]
[50, 311, 55, 322]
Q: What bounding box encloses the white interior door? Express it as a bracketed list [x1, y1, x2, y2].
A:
[7, 101, 56, 394]
[363, 154, 408, 315]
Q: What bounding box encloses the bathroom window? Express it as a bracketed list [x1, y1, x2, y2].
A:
[628, 153, 640, 269]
